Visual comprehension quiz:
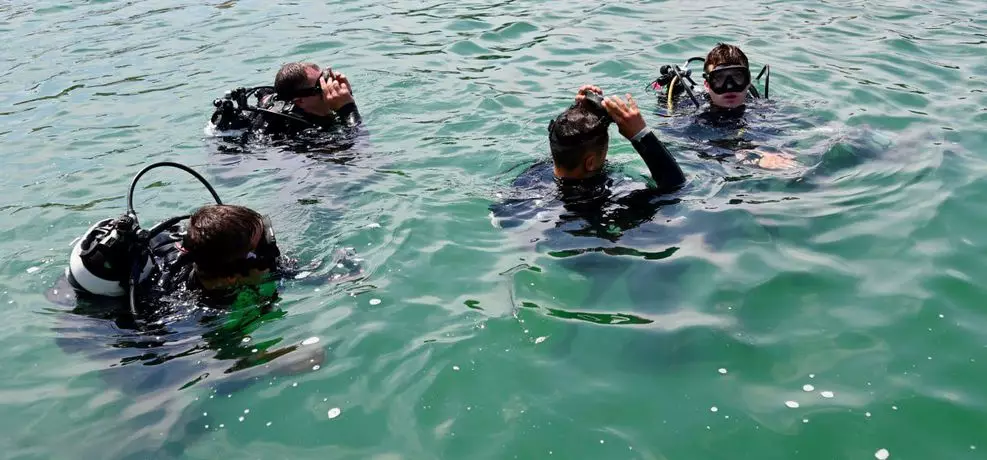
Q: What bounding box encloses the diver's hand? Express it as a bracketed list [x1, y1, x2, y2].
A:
[757, 151, 798, 170]
[737, 149, 798, 170]
[320, 70, 355, 111]
[575, 85, 603, 103]
[602, 94, 647, 140]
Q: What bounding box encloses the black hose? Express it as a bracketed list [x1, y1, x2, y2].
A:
[127, 162, 223, 215]
[756, 64, 771, 99]
[146, 215, 191, 239]
[672, 66, 701, 109]
[242, 106, 315, 127]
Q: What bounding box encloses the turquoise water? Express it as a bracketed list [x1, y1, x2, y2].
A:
[3, 0, 987, 458]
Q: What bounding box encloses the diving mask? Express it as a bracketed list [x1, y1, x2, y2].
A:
[703, 65, 751, 94]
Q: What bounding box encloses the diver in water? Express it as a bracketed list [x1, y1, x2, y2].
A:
[209, 62, 362, 139]
[650, 43, 798, 170]
[491, 85, 685, 240]
[49, 162, 360, 316]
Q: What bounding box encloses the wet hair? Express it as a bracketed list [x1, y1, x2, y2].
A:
[274, 62, 319, 96]
[183, 205, 263, 274]
[705, 43, 749, 72]
[548, 104, 609, 172]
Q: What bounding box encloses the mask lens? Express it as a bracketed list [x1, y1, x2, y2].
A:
[707, 66, 750, 94]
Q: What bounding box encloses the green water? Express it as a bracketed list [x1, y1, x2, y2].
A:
[3, 0, 987, 458]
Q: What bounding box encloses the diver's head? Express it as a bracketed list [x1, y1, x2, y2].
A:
[182, 205, 280, 291]
[703, 43, 751, 109]
[548, 101, 611, 180]
[275, 62, 332, 116]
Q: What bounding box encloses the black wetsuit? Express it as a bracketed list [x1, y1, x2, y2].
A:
[492, 130, 685, 241]
[211, 88, 362, 140]
[251, 93, 362, 137]
[668, 95, 803, 165]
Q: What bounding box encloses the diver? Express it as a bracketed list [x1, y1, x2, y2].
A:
[491, 85, 686, 240]
[209, 62, 362, 140]
[649, 43, 797, 170]
[49, 162, 360, 317]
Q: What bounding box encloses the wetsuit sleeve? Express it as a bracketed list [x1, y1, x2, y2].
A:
[630, 130, 686, 193]
[335, 102, 362, 127]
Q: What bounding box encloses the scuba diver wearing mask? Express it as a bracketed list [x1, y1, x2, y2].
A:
[647, 44, 797, 170]
[57, 162, 289, 317]
[648, 43, 770, 117]
[490, 85, 686, 237]
[210, 62, 362, 138]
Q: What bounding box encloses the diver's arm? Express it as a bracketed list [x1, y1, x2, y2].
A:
[335, 102, 362, 127]
[325, 71, 362, 128]
[629, 129, 686, 192]
[603, 93, 686, 193]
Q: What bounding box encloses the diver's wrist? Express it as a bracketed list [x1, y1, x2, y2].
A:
[630, 127, 651, 142]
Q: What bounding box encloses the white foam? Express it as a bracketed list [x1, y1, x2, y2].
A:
[328, 407, 342, 419]
[369, 298, 382, 306]
[302, 337, 320, 346]
[534, 336, 547, 344]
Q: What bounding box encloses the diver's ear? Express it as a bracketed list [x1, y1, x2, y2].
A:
[583, 152, 602, 173]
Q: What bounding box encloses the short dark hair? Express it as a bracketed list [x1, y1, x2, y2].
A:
[548, 104, 609, 171]
[274, 62, 319, 96]
[184, 205, 262, 273]
[705, 43, 749, 73]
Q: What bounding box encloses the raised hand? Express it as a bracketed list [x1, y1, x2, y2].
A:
[602, 94, 647, 139]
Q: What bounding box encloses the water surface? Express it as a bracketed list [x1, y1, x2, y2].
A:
[2, 0, 986, 459]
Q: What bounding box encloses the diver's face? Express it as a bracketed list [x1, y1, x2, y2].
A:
[704, 65, 751, 109]
[196, 224, 274, 290]
[705, 80, 749, 108]
[293, 67, 329, 115]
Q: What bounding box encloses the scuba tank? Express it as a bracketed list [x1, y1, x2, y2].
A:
[67, 215, 153, 297]
[66, 162, 223, 315]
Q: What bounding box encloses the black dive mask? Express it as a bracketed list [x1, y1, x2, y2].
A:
[242, 216, 281, 273]
[703, 65, 751, 94]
